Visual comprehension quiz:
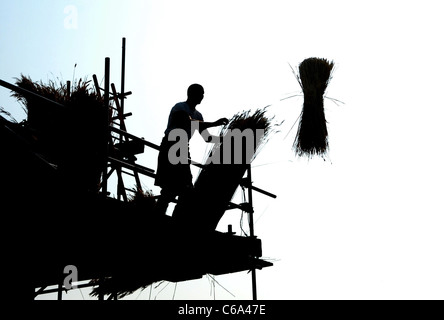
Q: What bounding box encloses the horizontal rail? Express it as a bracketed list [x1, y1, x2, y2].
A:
[111, 112, 132, 121]
[240, 178, 277, 199]
[110, 126, 160, 151]
[108, 156, 156, 178]
[250, 185, 277, 199]
[34, 281, 96, 297]
[0, 79, 65, 109]
[110, 126, 205, 169]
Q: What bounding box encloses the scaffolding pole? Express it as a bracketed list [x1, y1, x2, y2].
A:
[101, 57, 110, 196]
[247, 164, 258, 301]
[121, 37, 126, 115]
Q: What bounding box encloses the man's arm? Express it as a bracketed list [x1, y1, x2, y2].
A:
[195, 118, 229, 142]
[198, 118, 229, 132]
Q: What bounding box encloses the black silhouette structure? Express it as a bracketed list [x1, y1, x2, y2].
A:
[172, 108, 276, 232]
[0, 38, 274, 300]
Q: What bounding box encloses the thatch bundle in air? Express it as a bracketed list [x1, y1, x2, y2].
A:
[11, 75, 108, 193]
[172, 108, 275, 231]
[294, 57, 334, 157]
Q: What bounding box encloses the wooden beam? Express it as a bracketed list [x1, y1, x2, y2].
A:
[108, 156, 156, 178]
[92, 74, 101, 98]
[240, 178, 277, 199]
[110, 126, 160, 151]
[101, 58, 111, 195]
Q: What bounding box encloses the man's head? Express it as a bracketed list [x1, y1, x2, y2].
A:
[187, 84, 204, 107]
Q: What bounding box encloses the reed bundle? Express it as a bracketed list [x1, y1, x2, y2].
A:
[294, 57, 334, 157]
[11, 75, 107, 193]
[172, 108, 275, 231]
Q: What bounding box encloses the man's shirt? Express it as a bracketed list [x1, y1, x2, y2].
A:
[164, 101, 204, 139]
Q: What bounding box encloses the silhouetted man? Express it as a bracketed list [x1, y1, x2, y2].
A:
[154, 84, 228, 215]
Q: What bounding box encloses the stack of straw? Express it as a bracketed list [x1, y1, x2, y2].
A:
[11, 75, 107, 193]
[172, 108, 274, 231]
[294, 57, 334, 158]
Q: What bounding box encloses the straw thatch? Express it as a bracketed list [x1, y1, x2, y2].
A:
[0, 107, 17, 123]
[11, 75, 108, 193]
[128, 186, 157, 212]
[89, 270, 156, 300]
[172, 108, 276, 231]
[293, 57, 334, 158]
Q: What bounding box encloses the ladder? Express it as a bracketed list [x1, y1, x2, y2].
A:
[93, 74, 149, 202]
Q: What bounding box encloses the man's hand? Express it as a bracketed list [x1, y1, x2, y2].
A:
[198, 118, 229, 142]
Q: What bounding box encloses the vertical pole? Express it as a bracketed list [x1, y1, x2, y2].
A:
[247, 164, 258, 301]
[57, 283, 63, 300]
[93, 74, 102, 98]
[247, 165, 255, 239]
[98, 277, 104, 301]
[101, 58, 111, 300]
[121, 37, 126, 115]
[102, 57, 110, 196]
[57, 276, 63, 300]
[118, 39, 126, 198]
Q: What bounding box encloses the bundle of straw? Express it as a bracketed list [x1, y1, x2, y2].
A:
[128, 187, 157, 212]
[11, 75, 107, 193]
[294, 57, 334, 157]
[172, 108, 275, 231]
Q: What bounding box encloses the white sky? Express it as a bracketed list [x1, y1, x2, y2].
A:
[1, 0, 443, 300]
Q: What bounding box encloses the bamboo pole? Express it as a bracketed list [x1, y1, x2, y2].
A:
[121, 37, 126, 115]
[92, 74, 102, 98]
[101, 57, 110, 196]
[247, 164, 258, 301]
